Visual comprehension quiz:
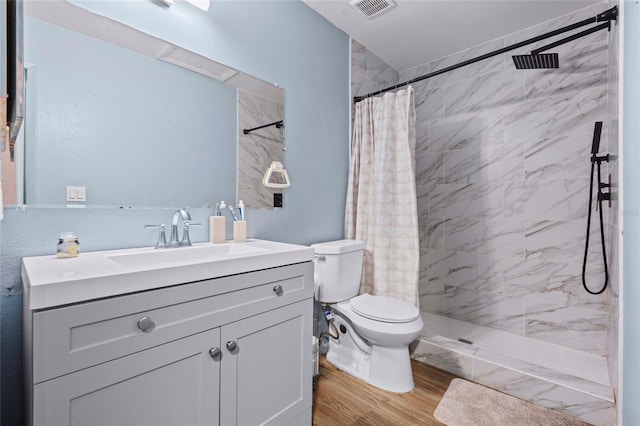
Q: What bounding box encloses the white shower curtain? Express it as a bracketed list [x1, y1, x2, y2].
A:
[345, 87, 419, 307]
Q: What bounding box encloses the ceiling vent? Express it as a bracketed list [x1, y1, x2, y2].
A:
[350, 0, 396, 19]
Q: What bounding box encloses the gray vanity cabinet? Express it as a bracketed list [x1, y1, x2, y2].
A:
[24, 262, 314, 426]
[220, 300, 312, 425]
[33, 328, 222, 426]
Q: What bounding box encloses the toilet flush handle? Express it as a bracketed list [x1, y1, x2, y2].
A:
[314, 255, 326, 262]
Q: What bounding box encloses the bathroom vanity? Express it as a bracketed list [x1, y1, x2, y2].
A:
[22, 239, 314, 426]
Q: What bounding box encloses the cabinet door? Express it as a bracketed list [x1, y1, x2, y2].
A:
[33, 328, 221, 426]
[220, 299, 312, 426]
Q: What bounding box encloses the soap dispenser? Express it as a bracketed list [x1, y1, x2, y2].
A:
[209, 201, 226, 244]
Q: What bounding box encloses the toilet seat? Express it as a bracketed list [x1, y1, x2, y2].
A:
[350, 294, 419, 323]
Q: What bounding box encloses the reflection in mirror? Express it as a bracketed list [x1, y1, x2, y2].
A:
[237, 89, 285, 210]
[4, 2, 285, 210]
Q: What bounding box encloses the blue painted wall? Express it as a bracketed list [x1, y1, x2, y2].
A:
[623, 1, 640, 424]
[0, 1, 350, 423]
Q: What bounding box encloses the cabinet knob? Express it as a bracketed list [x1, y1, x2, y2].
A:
[137, 316, 156, 333]
[209, 347, 222, 360]
[273, 285, 284, 296]
[226, 340, 238, 352]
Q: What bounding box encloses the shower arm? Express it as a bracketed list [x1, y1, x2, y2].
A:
[353, 5, 618, 103]
[532, 21, 611, 55]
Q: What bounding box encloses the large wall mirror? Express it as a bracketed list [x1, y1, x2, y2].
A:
[2, 2, 285, 210]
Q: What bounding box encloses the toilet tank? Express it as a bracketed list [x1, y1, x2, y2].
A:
[311, 239, 365, 303]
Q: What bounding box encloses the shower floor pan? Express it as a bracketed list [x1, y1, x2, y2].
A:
[413, 313, 615, 426]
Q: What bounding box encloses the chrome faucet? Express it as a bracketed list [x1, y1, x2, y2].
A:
[169, 208, 193, 247]
[145, 208, 201, 249]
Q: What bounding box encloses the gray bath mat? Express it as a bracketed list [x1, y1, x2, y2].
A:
[434, 378, 590, 426]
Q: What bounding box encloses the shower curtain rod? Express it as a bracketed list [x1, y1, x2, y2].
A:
[243, 120, 284, 135]
[353, 5, 617, 103]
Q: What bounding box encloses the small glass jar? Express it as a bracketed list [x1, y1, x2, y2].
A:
[57, 232, 80, 258]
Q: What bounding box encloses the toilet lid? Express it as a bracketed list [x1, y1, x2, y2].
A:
[350, 294, 420, 323]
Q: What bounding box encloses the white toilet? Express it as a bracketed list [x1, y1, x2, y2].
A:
[312, 239, 424, 393]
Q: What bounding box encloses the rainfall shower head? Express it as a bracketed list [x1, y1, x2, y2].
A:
[512, 53, 559, 69]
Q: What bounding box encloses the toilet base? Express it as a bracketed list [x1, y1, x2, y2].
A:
[368, 345, 415, 393]
[326, 315, 415, 393]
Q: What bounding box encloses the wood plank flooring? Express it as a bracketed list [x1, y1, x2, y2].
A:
[312, 356, 458, 425]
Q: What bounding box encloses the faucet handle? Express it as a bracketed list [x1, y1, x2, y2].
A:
[180, 222, 202, 246]
[145, 224, 168, 249]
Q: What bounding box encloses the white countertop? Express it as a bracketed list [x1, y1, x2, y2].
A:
[22, 239, 314, 310]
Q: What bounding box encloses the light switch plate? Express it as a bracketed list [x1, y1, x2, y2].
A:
[66, 186, 86, 202]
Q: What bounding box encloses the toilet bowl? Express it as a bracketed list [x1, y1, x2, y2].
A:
[312, 239, 423, 393]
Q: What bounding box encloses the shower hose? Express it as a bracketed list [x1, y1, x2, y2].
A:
[582, 124, 609, 295]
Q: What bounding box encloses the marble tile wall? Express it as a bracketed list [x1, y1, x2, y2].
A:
[398, 1, 618, 360]
[237, 90, 284, 209]
[351, 40, 399, 100]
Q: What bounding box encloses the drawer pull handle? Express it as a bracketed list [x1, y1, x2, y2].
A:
[137, 316, 156, 333]
[209, 347, 222, 360]
[273, 285, 284, 296]
[226, 341, 238, 352]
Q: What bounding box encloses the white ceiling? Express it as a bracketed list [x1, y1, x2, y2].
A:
[303, 0, 602, 72]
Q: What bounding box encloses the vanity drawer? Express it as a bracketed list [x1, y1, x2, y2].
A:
[32, 262, 312, 384]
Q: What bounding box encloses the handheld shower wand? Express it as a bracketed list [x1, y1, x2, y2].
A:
[582, 121, 610, 295]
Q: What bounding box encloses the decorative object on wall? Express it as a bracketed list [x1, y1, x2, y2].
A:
[345, 86, 419, 307]
[262, 161, 290, 189]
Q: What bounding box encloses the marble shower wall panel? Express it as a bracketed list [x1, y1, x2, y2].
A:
[524, 134, 593, 180]
[445, 218, 524, 258]
[444, 286, 525, 335]
[428, 250, 502, 294]
[503, 85, 607, 145]
[414, 80, 445, 125]
[503, 178, 591, 221]
[419, 217, 445, 251]
[419, 217, 446, 314]
[503, 257, 607, 312]
[444, 142, 524, 183]
[400, 1, 615, 359]
[351, 39, 399, 99]
[444, 68, 524, 116]
[429, 110, 504, 153]
[525, 302, 607, 355]
[430, 182, 503, 219]
[524, 42, 609, 101]
[524, 219, 604, 265]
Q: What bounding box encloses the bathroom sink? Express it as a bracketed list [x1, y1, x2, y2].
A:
[107, 243, 268, 268]
[22, 239, 314, 310]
